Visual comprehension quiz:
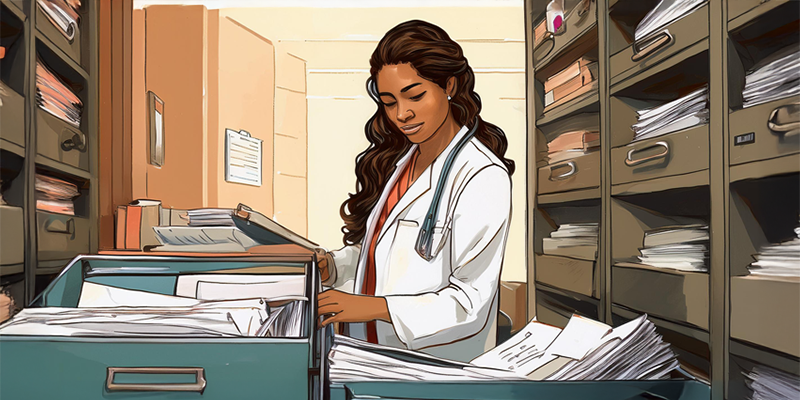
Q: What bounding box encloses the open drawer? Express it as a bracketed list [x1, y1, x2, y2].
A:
[0, 252, 326, 400]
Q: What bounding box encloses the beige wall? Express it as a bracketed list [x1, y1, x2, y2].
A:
[220, 7, 527, 281]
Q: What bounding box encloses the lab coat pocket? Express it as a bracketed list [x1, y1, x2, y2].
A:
[384, 220, 440, 293]
[430, 223, 451, 260]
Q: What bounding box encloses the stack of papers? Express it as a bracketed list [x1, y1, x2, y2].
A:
[35, 173, 79, 215]
[637, 225, 709, 272]
[632, 86, 709, 143]
[36, 0, 81, 41]
[542, 223, 599, 261]
[743, 46, 800, 109]
[635, 0, 706, 41]
[36, 57, 83, 127]
[543, 57, 599, 114]
[545, 130, 600, 165]
[748, 224, 800, 278]
[329, 314, 679, 382]
[153, 226, 259, 253]
[744, 364, 800, 400]
[185, 208, 236, 227]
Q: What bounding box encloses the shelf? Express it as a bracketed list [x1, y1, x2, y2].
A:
[36, 154, 92, 181]
[537, 91, 599, 126]
[0, 263, 24, 277]
[611, 39, 708, 93]
[729, 0, 794, 30]
[538, 187, 600, 204]
[0, 137, 24, 158]
[611, 169, 708, 196]
[1, 0, 25, 22]
[611, 304, 709, 344]
[535, 0, 597, 72]
[36, 32, 89, 80]
[730, 339, 800, 376]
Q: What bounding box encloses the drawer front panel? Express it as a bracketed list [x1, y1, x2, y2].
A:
[537, 0, 597, 67]
[610, 4, 708, 85]
[535, 254, 596, 297]
[611, 125, 709, 185]
[731, 276, 800, 357]
[36, 6, 83, 67]
[0, 339, 311, 400]
[538, 151, 600, 194]
[612, 264, 709, 330]
[0, 83, 25, 149]
[36, 110, 90, 171]
[730, 97, 800, 166]
[37, 212, 90, 261]
[0, 206, 24, 268]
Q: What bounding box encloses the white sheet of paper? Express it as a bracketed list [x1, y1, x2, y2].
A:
[546, 314, 612, 360]
[175, 274, 305, 299]
[78, 282, 200, 308]
[195, 278, 306, 301]
[471, 318, 562, 375]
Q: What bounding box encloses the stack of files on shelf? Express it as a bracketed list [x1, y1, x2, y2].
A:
[329, 313, 679, 382]
[186, 208, 235, 227]
[545, 130, 600, 165]
[744, 364, 800, 400]
[153, 226, 260, 253]
[635, 0, 706, 41]
[542, 223, 598, 261]
[543, 57, 599, 114]
[632, 86, 708, 143]
[35, 173, 79, 215]
[636, 225, 709, 272]
[742, 46, 800, 109]
[36, 0, 81, 41]
[36, 57, 83, 128]
[748, 223, 800, 278]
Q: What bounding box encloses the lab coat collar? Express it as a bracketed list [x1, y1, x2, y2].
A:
[376, 124, 471, 244]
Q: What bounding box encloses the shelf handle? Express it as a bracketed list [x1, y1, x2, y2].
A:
[44, 218, 74, 236]
[631, 30, 673, 62]
[549, 160, 578, 180]
[61, 130, 87, 152]
[768, 103, 800, 137]
[106, 367, 206, 393]
[625, 141, 670, 167]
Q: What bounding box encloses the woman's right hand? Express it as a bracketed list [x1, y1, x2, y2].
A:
[314, 248, 335, 283]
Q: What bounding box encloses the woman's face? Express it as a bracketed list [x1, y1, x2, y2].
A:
[376, 63, 453, 144]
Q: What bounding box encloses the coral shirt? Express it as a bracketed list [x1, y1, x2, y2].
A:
[361, 153, 417, 343]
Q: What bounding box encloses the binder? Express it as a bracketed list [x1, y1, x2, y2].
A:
[233, 203, 317, 250]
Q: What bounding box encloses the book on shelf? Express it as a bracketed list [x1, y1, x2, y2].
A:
[115, 199, 162, 250]
[635, 225, 709, 272]
[543, 79, 599, 114]
[544, 63, 598, 107]
[329, 313, 679, 382]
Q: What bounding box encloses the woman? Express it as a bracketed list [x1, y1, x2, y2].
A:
[316, 20, 515, 362]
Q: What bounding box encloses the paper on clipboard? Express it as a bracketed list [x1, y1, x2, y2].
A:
[225, 129, 262, 186]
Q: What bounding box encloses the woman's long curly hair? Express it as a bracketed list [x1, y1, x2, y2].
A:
[339, 20, 515, 246]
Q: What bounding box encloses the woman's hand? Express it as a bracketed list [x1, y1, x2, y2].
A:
[314, 248, 334, 283]
[317, 290, 391, 327]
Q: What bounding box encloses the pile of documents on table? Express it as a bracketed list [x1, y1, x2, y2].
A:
[635, 0, 706, 41]
[36, 0, 81, 41]
[742, 46, 800, 109]
[35, 173, 79, 215]
[545, 130, 600, 165]
[636, 225, 709, 272]
[632, 86, 708, 143]
[744, 364, 800, 400]
[542, 223, 599, 261]
[748, 223, 800, 278]
[0, 282, 306, 338]
[543, 57, 599, 114]
[329, 313, 679, 382]
[36, 57, 83, 127]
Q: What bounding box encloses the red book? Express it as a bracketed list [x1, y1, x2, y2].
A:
[125, 205, 142, 250]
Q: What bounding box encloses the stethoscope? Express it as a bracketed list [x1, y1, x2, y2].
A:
[367, 78, 479, 261]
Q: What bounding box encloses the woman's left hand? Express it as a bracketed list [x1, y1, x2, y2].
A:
[317, 290, 391, 327]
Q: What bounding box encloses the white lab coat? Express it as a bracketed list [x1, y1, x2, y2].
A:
[326, 125, 512, 362]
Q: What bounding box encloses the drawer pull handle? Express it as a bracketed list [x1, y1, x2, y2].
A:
[577, 0, 593, 18]
[106, 367, 206, 393]
[44, 218, 74, 235]
[768, 103, 800, 137]
[549, 161, 578, 180]
[625, 141, 670, 167]
[632, 30, 673, 62]
[61, 130, 87, 152]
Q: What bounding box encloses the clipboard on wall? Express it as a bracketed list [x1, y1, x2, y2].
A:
[225, 129, 262, 186]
